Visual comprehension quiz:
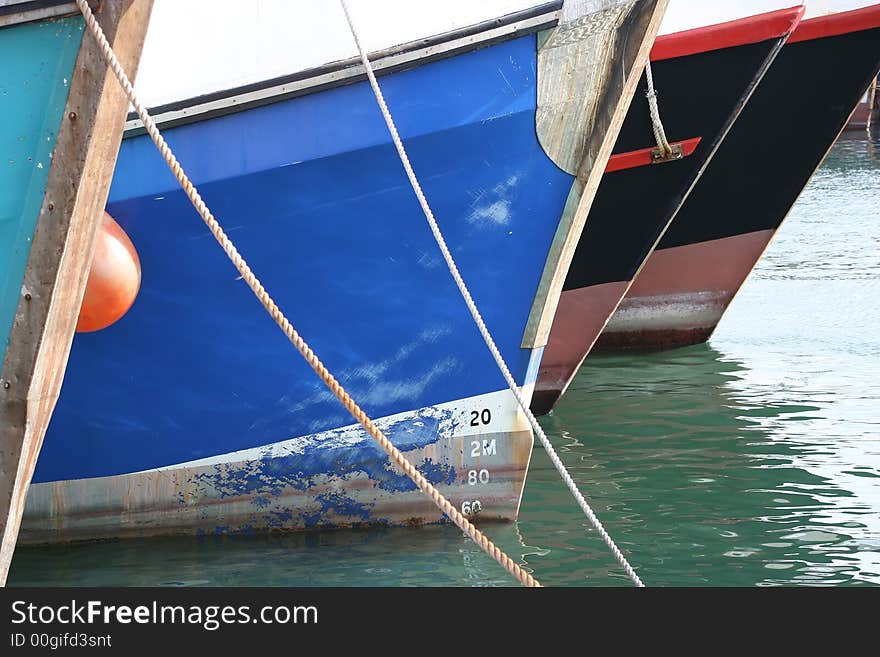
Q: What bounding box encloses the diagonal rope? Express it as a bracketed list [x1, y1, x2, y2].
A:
[339, 0, 643, 587]
[645, 60, 673, 158]
[75, 0, 540, 588]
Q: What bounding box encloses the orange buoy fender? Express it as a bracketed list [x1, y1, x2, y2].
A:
[76, 211, 141, 333]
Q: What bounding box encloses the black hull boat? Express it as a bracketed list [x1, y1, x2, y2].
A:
[597, 3, 880, 350]
[532, 6, 804, 415]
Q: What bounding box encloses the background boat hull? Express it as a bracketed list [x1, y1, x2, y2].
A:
[598, 9, 880, 350]
[532, 14, 796, 414]
[0, 17, 83, 357]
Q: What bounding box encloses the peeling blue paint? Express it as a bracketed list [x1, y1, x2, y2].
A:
[171, 407, 463, 529]
[314, 491, 372, 522]
[264, 508, 294, 528]
[189, 405, 455, 506]
[420, 458, 456, 486]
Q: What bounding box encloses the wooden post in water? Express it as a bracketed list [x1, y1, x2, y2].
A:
[868, 75, 879, 140]
[0, 0, 153, 586]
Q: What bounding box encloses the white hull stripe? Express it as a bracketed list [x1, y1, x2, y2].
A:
[0, 0, 78, 28]
[123, 4, 562, 135]
[128, 388, 533, 475]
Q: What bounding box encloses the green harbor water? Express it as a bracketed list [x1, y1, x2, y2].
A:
[8, 138, 880, 587]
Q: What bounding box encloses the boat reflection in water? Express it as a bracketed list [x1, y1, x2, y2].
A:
[519, 342, 880, 586]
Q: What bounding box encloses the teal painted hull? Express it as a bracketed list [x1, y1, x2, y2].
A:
[0, 16, 83, 355]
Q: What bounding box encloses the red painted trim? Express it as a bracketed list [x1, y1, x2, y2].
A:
[605, 137, 702, 173]
[789, 3, 880, 44]
[650, 6, 805, 62]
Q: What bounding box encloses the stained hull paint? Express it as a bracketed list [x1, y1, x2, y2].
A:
[597, 230, 773, 349]
[22, 25, 598, 541]
[599, 5, 880, 350]
[531, 7, 802, 415]
[21, 390, 533, 542]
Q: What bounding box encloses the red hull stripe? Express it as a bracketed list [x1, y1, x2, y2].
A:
[605, 137, 702, 173]
[650, 6, 805, 62]
[789, 3, 880, 44]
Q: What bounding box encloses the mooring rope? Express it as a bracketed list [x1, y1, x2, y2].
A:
[645, 60, 673, 158]
[339, 0, 644, 587]
[75, 0, 540, 588]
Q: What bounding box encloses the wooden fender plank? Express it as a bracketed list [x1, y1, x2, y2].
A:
[0, 0, 154, 586]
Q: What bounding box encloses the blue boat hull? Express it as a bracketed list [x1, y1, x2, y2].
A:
[23, 33, 577, 540]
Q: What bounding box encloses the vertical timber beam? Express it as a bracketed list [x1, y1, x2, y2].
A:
[522, 0, 668, 348]
[869, 75, 879, 138]
[0, 0, 153, 586]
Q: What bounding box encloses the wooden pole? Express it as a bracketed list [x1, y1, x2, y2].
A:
[868, 75, 879, 139]
[0, 0, 153, 586]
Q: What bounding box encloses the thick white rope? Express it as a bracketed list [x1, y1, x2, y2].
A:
[339, 0, 644, 587]
[76, 0, 541, 588]
[645, 60, 673, 158]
